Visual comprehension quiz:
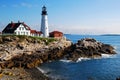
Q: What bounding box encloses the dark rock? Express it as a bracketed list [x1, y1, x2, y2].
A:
[63, 38, 116, 61]
[3, 37, 12, 42]
[16, 44, 24, 50]
[116, 77, 120, 80]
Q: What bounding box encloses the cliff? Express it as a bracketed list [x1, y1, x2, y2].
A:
[0, 35, 72, 68]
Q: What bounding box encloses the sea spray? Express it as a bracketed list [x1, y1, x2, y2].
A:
[76, 57, 91, 62]
[36, 67, 46, 74]
[60, 55, 115, 63]
[37, 67, 66, 80]
[60, 59, 72, 63]
[101, 54, 115, 58]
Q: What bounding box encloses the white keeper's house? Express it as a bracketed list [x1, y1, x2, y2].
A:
[2, 21, 42, 37]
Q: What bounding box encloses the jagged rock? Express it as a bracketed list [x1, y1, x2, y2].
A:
[63, 38, 116, 61]
[2, 37, 12, 42]
[16, 44, 24, 50]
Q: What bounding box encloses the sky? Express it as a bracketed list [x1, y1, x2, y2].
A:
[0, 0, 120, 35]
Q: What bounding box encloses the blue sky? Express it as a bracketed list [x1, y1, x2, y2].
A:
[0, 0, 120, 34]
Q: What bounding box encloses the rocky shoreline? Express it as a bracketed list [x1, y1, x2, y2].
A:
[0, 67, 51, 80]
[0, 35, 116, 80]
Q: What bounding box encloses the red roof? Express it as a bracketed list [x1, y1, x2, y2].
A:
[22, 23, 31, 30]
[11, 23, 15, 28]
[36, 31, 42, 34]
[30, 30, 36, 33]
[50, 31, 63, 34]
[30, 30, 42, 34]
[49, 31, 63, 37]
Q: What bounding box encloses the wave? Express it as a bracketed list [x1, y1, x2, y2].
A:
[76, 57, 91, 62]
[49, 75, 66, 80]
[36, 67, 46, 74]
[37, 67, 66, 80]
[60, 58, 91, 63]
[76, 54, 115, 62]
[114, 46, 117, 50]
[60, 59, 72, 63]
[36, 67, 52, 75]
[101, 54, 114, 58]
[60, 54, 116, 63]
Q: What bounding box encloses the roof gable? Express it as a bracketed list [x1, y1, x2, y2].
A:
[22, 23, 31, 30]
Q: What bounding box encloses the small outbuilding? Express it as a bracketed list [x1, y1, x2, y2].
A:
[49, 31, 63, 38]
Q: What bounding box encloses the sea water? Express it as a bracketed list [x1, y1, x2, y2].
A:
[39, 35, 120, 80]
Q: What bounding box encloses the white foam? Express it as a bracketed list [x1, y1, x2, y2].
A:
[37, 67, 66, 80]
[36, 67, 46, 73]
[49, 75, 65, 80]
[101, 54, 113, 58]
[60, 59, 72, 63]
[60, 54, 115, 63]
[77, 57, 91, 62]
[114, 46, 117, 50]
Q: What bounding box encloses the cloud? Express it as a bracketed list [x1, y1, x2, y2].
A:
[1, 5, 7, 7]
[0, 2, 39, 8]
[21, 2, 32, 8]
[48, 23, 120, 35]
[20, 2, 39, 8]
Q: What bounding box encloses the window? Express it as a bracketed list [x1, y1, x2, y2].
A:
[26, 32, 28, 35]
[22, 27, 24, 30]
[18, 32, 20, 35]
[21, 32, 23, 35]
[19, 27, 21, 30]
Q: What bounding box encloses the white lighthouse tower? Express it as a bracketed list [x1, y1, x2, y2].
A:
[41, 6, 49, 37]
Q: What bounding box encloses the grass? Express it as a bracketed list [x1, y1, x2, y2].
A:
[0, 35, 57, 45]
[1, 34, 27, 39]
[29, 36, 56, 45]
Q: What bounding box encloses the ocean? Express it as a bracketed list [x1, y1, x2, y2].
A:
[39, 34, 120, 80]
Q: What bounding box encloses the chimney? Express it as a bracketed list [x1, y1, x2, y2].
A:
[11, 21, 13, 24]
[18, 20, 20, 23]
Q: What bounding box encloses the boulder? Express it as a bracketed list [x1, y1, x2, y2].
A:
[63, 38, 116, 61]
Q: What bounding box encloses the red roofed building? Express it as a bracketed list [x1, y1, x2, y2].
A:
[30, 30, 42, 37]
[2, 21, 42, 37]
[49, 31, 63, 38]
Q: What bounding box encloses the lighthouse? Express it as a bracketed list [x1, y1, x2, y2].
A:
[41, 6, 49, 37]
